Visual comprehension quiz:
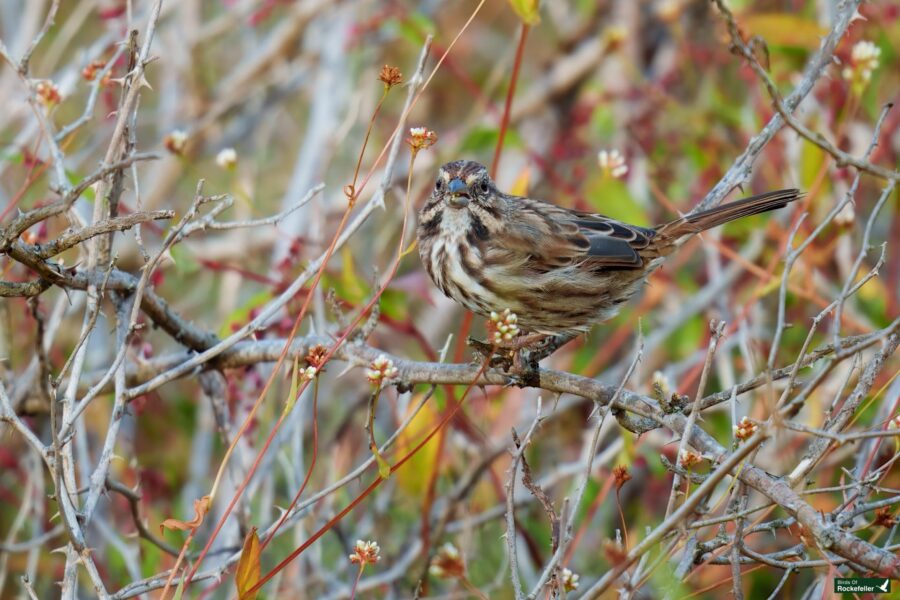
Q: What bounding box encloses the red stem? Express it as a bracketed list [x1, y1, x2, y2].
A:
[454, 22, 529, 362]
[258, 378, 320, 552]
[248, 356, 497, 595]
[490, 23, 529, 178]
[349, 564, 364, 600]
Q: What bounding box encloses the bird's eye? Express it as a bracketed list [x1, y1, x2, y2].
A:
[479, 181, 489, 193]
[435, 179, 444, 192]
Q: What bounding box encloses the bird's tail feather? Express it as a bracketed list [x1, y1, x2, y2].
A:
[657, 188, 802, 241]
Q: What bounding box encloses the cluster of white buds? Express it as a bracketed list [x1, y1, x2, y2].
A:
[348, 539, 381, 566]
[652, 370, 673, 397]
[35, 80, 61, 107]
[597, 149, 628, 179]
[733, 416, 758, 441]
[164, 129, 188, 155]
[561, 568, 581, 592]
[842, 40, 881, 85]
[679, 449, 704, 468]
[216, 147, 237, 170]
[407, 127, 437, 151]
[365, 354, 399, 385]
[490, 309, 519, 343]
[428, 542, 465, 579]
[302, 366, 318, 381]
[833, 202, 855, 226]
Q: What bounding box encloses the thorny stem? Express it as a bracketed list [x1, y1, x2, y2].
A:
[176, 35, 439, 593]
[176, 152, 363, 596]
[190, 101, 428, 596]
[247, 349, 499, 595]
[665, 321, 726, 519]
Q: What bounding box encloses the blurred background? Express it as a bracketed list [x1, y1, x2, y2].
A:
[0, 0, 897, 598]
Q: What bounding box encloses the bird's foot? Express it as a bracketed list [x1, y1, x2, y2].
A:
[466, 337, 515, 370]
[467, 333, 576, 387]
[508, 349, 541, 387]
[466, 336, 542, 387]
[525, 333, 578, 362]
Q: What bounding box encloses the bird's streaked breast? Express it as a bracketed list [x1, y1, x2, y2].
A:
[422, 209, 503, 315]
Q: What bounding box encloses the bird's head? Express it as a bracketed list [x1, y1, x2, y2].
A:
[433, 160, 498, 211]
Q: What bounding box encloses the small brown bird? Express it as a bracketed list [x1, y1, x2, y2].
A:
[417, 160, 800, 359]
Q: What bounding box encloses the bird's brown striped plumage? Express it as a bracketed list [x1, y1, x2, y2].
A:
[417, 160, 801, 336]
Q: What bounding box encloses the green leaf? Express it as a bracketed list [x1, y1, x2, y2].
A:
[584, 176, 648, 226]
[458, 126, 523, 155]
[379, 289, 408, 321]
[669, 311, 703, 360]
[589, 105, 617, 140]
[168, 244, 201, 276]
[391, 13, 436, 45]
[1, 148, 23, 164]
[66, 170, 95, 201]
[218, 289, 273, 337]
[575, 477, 602, 522]
[172, 574, 186, 600]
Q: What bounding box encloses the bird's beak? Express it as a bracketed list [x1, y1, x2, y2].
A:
[446, 178, 470, 208]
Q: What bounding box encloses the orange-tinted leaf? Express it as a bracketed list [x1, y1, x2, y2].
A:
[741, 14, 827, 49]
[235, 527, 261, 600]
[159, 496, 210, 535]
[508, 166, 531, 197]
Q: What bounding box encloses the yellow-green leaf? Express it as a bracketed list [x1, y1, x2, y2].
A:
[507, 0, 540, 25]
[741, 13, 827, 50]
[283, 357, 300, 417]
[340, 246, 368, 303]
[375, 450, 392, 479]
[396, 398, 441, 495]
[235, 527, 261, 600]
[172, 574, 186, 600]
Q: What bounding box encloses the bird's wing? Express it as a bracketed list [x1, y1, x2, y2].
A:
[568, 211, 656, 268]
[496, 197, 655, 271]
